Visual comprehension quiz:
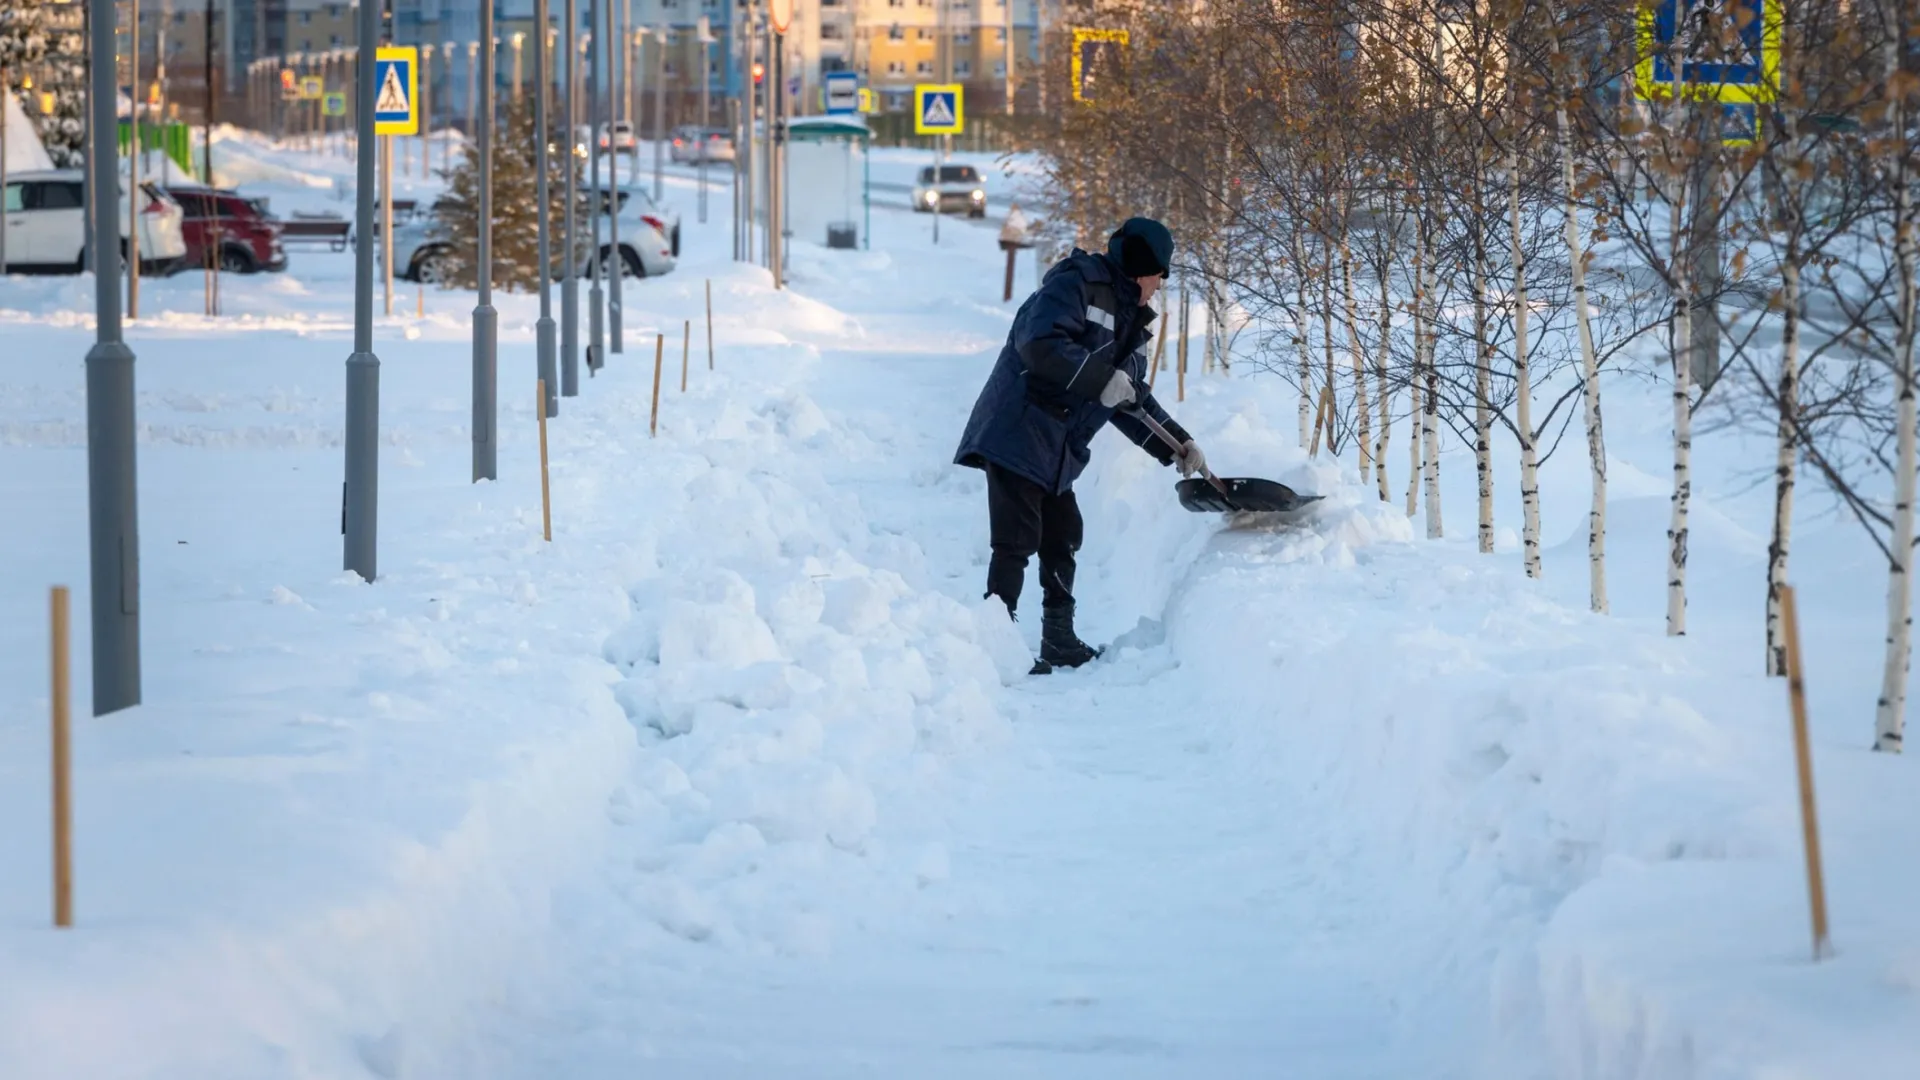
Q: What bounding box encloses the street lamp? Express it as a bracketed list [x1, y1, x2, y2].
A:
[535, 0, 557, 417]
[467, 40, 479, 137]
[560, 0, 580, 396]
[474, 0, 498, 483]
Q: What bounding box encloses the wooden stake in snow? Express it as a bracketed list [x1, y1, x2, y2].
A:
[705, 279, 715, 371]
[50, 585, 71, 929]
[536, 379, 552, 542]
[1777, 585, 1832, 961]
[649, 333, 664, 437]
[681, 319, 690, 393]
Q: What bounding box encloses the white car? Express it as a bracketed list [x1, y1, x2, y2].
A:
[1, 169, 188, 274]
[669, 126, 736, 164]
[394, 184, 679, 283]
[597, 121, 638, 154]
[910, 163, 987, 218]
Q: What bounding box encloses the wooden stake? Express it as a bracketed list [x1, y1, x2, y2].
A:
[650, 333, 664, 437]
[1778, 585, 1833, 961]
[681, 319, 690, 393]
[417, 279, 424, 319]
[536, 379, 552, 542]
[705, 279, 715, 371]
[1309, 387, 1330, 458]
[50, 585, 71, 929]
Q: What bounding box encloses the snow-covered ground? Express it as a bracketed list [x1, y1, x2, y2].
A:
[1, 133, 1916, 1079]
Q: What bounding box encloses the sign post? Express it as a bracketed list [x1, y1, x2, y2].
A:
[914, 84, 962, 245]
[1070, 28, 1128, 104]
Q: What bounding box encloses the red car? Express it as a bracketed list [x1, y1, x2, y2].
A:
[165, 185, 289, 274]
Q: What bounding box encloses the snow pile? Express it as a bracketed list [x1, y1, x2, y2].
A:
[3, 89, 55, 173]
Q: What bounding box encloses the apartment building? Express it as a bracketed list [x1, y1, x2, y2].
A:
[856, 0, 1036, 113]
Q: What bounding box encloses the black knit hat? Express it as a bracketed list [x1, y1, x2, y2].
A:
[1107, 217, 1174, 279]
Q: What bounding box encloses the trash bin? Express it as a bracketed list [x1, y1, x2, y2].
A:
[827, 222, 858, 250]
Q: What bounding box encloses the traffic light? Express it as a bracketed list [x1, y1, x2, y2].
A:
[751, 61, 764, 85]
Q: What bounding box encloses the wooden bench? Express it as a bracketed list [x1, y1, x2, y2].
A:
[280, 215, 351, 252]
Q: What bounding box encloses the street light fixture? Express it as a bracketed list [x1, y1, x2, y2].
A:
[512, 32, 525, 110]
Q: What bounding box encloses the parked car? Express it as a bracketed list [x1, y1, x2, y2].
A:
[669, 125, 736, 164]
[165, 185, 288, 273]
[910, 164, 987, 218]
[1, 169, 187, 274]
[392, 185, 679, 284]
[598, 121, 638, 154]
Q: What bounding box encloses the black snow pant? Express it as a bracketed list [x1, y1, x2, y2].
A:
[984, 462, 1082, 617]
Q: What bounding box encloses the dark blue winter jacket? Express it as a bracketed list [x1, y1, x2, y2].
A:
[954, 249, 1191, 494]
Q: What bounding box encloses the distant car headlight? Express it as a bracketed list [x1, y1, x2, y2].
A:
[923, 190, 938, 205]
[971, 189, 985, 201]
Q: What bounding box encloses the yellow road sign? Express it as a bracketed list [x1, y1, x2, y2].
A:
[374, 46, 420, 136]
[1071, 28, 1129, 104]
[914, 84, 962, 135]
[299, 75, 324, 101]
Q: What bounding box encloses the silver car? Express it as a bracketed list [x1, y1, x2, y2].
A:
[394, 184, 679, 284]
[669, 126, 736, 165]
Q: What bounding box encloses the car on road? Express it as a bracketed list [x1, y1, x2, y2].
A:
[165, 185, 288, 273]
[598, 121, 638, 154]
[910, 164, 987, 218]
[1, 169, 187, 275]
[392, 184, 679, 284]
[669, 126, 736, 165]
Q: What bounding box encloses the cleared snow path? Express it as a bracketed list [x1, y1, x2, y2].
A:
[478, 252, 1480, 1078]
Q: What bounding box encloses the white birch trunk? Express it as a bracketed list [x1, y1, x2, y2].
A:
[1666, 164, 1694, 637]
[1408, 234, 1427, 518]
[1877, 60, 1917, 751]
[1342, 236, 1373, 485]
[1474, 216, 1495, 553]
[1294, 235, 1314, 449]
[1768, 257, 1799, 675]
[1557, 82, 1607, 614]
[1421, 228, 1444, 539]
[1510, 147, 1542, 578]
[1376, 264, 1394, 502]
[1321, 238, 1339, 460]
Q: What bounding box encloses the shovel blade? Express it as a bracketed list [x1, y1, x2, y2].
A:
[1176, 477, 1323, 514]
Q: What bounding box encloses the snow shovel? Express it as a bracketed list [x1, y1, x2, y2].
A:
[1122, 406, 1324, 515]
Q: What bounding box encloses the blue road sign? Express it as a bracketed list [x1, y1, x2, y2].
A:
[373, 47, 419, 135]
[826, 72, 860, 115]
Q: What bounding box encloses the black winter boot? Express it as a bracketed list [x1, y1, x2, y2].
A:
[1033, 603, 1103, 674]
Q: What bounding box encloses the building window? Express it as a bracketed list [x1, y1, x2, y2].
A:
[995, 27, 1005, 43]
[955, 60, 971, 78]
[993, 60, 1005, 77]
[821, 23, 844, 40]
[330, 34, 341, 46]
[888, 24, 903, 40]
[298, 11, 311, 24]
[916, 27, 931, 40]
[888, 0, 904, 6]
[956, 31, 971, 45]
[916, 59, 932, 74]
[886, 61, 905, 74]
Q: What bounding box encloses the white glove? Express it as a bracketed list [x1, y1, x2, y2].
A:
[1176, 440, 1207, 479]
[1098, 369, 1138, 409]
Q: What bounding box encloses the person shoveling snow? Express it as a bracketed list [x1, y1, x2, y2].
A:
[955, 217, 1209, 674]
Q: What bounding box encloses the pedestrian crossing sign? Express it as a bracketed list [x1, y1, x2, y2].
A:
[373, 46, 419, 136]
[914, 84, 963, 135]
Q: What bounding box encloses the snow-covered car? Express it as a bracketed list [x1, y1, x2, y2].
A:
[392, 185, 679, 284]
[1, 169, 188, 275]
[910, 164, 987, 218]
[598, 121, 638, 154]
[669, 126, 735, 164]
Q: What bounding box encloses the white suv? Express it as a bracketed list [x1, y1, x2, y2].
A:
[1, 169, 187, 275]
[910, 163, 987, 218]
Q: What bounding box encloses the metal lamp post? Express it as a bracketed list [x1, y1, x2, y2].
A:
[86, 0, 142, 712]
[586, 16, 605, 373]
[535, 0, 557, 417]
[512, 32, 525, 110]
[604, 0, 622, 355]
[343, 0, 381, 583]
[474, 0, 498, 482]
[466, 40, 478, 136]
[561, 0, 580, 395]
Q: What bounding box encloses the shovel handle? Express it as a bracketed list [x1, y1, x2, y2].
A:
[1124, 405, 1231, 498]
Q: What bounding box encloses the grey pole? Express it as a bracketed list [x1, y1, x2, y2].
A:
[605, 0, 623, 355]
[651, 22, 664, 201]
[343, 0, 380, 583]
[3, 65, 10, 273]
[535, 0, 557, 417]
[698, 24, 710, 224]
[587, 13, 605, 373]
[474, 0, 498, 481]
[85, 0, 142, 714]
[561, 0, 579, 395]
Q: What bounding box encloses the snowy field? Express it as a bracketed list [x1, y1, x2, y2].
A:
[1, 131, 1917, 1079]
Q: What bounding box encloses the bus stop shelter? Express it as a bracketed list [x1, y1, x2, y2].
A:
[784, 115, 870, 251]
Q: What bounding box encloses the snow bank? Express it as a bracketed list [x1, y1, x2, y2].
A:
[3, 90, 55, 172]
[1060, 371, 1920, 1078]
